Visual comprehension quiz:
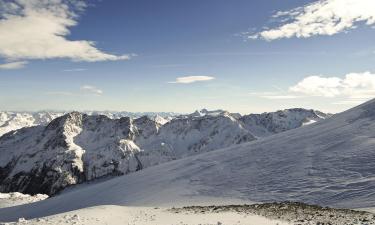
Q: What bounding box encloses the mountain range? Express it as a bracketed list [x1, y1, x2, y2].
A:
[0, 99, 374, 222]
[0, 108, 330, 195]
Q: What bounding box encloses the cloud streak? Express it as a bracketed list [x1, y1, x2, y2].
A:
[80, 85, 103, 95]
[0, 61, 27, 69]
[0, 0, 130, 63]
[250, 0, 375, 41]
[46, 85, 103, 96]
[169, 76, 215, 84]
[63, 68, 87, 72]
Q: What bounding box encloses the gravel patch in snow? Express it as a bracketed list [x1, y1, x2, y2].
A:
[171, 202, 375, 225]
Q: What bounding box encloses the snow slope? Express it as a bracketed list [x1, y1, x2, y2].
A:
[2, 205, 290, 225]
[0, 99, 373, 221]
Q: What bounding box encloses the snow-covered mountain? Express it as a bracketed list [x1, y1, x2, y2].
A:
[0, 99, 373, 222]
[0, 112, 64, 138]
[0, 108, 330, 195]
[240, 108, 331, 137]
[0, 112, 255, 195]
[0, 111, 176, 137]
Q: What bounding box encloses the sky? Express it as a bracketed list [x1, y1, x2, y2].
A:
[0, 0, 375, 114]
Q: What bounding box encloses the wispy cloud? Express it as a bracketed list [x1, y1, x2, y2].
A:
[249, 0, 375, 41]
[168, 76, 215, 84]
[63, 68, 87, 72]
[45, 85, 103, 96]
[80, 85, 103, 95]
[0, 0, 131, 63]
[0, 61, 28, 70]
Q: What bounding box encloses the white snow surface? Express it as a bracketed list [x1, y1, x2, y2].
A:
[1, 205, 289, 225]
[0, 99, 372, 222]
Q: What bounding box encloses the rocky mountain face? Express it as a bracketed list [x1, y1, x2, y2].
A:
[0, 108, 330, 195]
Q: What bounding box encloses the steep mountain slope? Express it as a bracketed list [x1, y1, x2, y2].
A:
[0, 99, 372, 221]
[0, 112, 255, 195]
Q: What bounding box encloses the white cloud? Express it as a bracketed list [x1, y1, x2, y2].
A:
[0, 61, 27, 69]
[80, 85, 103, 95]
[289, 71, 375, 100]
[250, 0, 375, 40]
[0, 0, 130, 63]
[169, 76, 215, 84]
[289, 76, 343, 97]
[249, 71, 375, 105]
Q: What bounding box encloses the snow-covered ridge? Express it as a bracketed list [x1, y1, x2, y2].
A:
[240, 108, 332, 137]
[0, 111, 177, 138]
[0, 109, 330, 138]
[0, 108, 330, 195]
[0, 112, 65, 138]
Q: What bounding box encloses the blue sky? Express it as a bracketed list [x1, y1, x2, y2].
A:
[1, 0, 375, 113]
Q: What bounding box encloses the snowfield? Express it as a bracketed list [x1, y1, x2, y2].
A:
[0, 205, 291, 225]
[0, 99, 373, 223]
